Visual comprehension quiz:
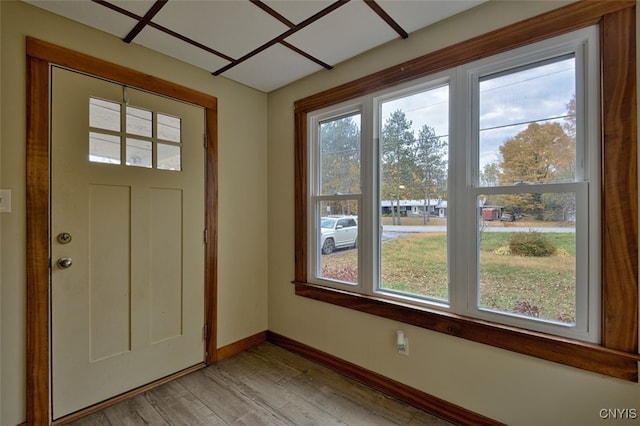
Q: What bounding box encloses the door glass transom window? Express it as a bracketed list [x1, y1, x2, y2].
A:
[89, 96, 183, 171]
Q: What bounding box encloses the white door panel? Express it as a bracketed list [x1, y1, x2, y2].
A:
[51, 67, 206, 418]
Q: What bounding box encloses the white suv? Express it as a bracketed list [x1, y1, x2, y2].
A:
[320, 216, 358, 254]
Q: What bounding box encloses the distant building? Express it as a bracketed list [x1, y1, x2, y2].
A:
[381, 199, 448, 218]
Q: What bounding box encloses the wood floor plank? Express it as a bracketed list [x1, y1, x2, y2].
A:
[204, 356, 347, 425]
[256, 345, 453, 426]
[144, 380, 226, 425]
[65, 343, 454, 426]
[249, 344, 420, 424]
[202, 358, 294, 409]
[64, 411, 112, 426]
[279, 370, 407, 426]
[102, 394, 170, 426]
[409, 410, 456, 426]
[235, 346, 305, 383]
[234, 347, 408, 426]
[178, 365, 290, 425]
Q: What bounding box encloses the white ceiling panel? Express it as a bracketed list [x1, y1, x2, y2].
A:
[135, 26, 231, 73]
[263, 0, 334, 24]
[285, 1, 397, 66]
[25, 0, 140, 39]
[111, 0, 157, 17]
[152, 0, 288, 58]
[22, 0, 487, 92]
[223, 43, 324, 92]
[380, 0, 486, 33]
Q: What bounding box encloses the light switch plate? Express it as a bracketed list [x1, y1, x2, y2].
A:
[0, 189, 12, 212]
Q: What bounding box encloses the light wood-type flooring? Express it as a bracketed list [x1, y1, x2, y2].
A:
[66, 343, 453, 425]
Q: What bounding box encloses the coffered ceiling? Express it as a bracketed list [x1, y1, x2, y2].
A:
[25, 0, 486, 92]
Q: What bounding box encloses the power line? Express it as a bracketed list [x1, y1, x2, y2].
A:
[480, 114, 573, 133]
[480, 66, 574, 94]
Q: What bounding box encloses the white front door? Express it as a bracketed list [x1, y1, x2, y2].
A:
[51, 67, 206, 418]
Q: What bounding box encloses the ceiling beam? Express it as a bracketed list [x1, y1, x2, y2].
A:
[93, 0, 361, 78]
[92, 0, 235, 62]
[213, 0, 350, 76]
[249, 0, 333, 71]
[280, 40, 333, 70]
[146, 20, 235, 63]
[365, 0, 409, 39]
[92, 0, 139, 20]
[123, 0, 168, 44]
[250, 0, 295, 28]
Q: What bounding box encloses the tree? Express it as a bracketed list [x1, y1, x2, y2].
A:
[499, 122, 573, 185]
[381, 110, 416, 225]
[564, 93, 576, 139]
[480, 162, 500, 187]
[320, 116, 360, 214]
[414, 125, 447, 223]
[542, 164, 576, 222]
[479, 162, 502, 213]
[498, 122, 574, 218]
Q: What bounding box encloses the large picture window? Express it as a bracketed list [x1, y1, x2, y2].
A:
[307, 27, 599, 342]
[294, 2, 638, 381]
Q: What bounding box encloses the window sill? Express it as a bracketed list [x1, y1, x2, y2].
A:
[293, 281, 639, 382]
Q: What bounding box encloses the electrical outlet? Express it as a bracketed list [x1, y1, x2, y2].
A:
[0, 189, 11, 213]
[398, 337, 409, 356]
[396, 330, 409, 356]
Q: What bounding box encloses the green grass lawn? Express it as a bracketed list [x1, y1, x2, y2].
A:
[477, 231, 575, 322]
[322, 231, 576, 323]
[380, 233, 449, 300]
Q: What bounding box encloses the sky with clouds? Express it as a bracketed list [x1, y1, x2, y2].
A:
[379, 55, 575, 171]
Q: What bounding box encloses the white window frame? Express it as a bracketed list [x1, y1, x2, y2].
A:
[308, 102, 365, 290]
[458, 26, 601, 342]
[371, 74, 453, 308]
[307, 26, 600, 343]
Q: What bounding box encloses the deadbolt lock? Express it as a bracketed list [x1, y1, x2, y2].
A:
[57, 232, 72, 244]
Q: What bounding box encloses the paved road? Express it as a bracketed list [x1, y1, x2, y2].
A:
[383, 225, 575, 233]
[330, 224, 575, 249]
[381, 224, 574, 242]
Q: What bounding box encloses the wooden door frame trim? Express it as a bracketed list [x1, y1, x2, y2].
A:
[26, 37, 218, 425]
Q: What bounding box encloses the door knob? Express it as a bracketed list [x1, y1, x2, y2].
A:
[57, 257, 73, 269]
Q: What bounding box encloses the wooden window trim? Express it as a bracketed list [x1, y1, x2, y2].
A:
[26, 38, 218, 424]
[294, 0, 639, 381]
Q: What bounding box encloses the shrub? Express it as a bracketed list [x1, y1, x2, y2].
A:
[508, 230, 557, 257]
